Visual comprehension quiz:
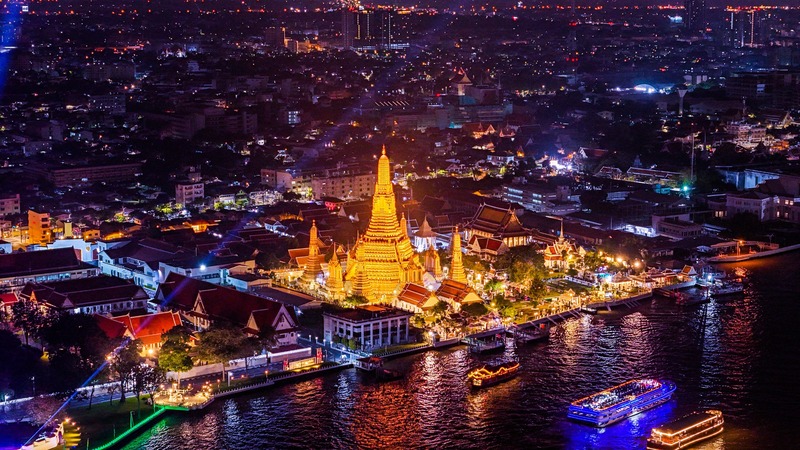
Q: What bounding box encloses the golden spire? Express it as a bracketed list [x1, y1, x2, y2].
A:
[302, 220, 323, 284]
[309, 220, 319, 257]
[450, 225, 466, 283]
[376, 145, 392, 195]
[326, 250, 343, 299]
[344, 148, 423, 301]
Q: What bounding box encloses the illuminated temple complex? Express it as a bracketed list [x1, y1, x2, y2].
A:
[344, 147, 424, 302]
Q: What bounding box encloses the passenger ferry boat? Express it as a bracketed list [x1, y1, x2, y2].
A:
[468, 337, 506, 354]
[647, 410, 724, 449]
[567, 379, 676, 427]
[676, 294, 710, 307]
[467, 361, 520, 388]
[511, 324, 550, 345]
[710, 280, 744, 297]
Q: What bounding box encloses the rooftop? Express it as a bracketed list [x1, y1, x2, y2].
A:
[324, 305, 413, 323]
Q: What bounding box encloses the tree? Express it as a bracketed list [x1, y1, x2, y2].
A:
[461, 303, 489, 317]
[142, 365, 166, 405]
[582, 251, 603, 271]
[431, 300, 449, 318]
[0, 329, 37, 397]
[255, 326, 277, 354]
[106, 383, 119, 406]
[342, 294, 369, 308]
[157, 327, 194, 384]
[132, 364, 165, 416]
[110, 339, 144, 404]
[86, 379, 99, 410]
[11, 299, 46, 346]
[484, 279, 503, 293]
[43, 313, 117, 395]
[194, 323, 253, 380]
[0, 307, 10, 330]
[528, 276, 547, 300]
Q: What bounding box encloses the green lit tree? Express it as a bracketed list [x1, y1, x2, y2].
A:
[157, 327, 194, 384]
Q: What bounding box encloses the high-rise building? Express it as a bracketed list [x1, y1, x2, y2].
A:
[728, 8, 769, 48]
[265, 26, 286, 47]
[685, 0, 706, 34]
[342, 8, 355, 48]
[341, 7, 394, 50]
[344, 147, 424, 301]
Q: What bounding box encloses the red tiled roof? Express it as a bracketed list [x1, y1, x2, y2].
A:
[94, 314, 130, 340]
[469, 235, 505, 253]
[436, 279, 479, 304]
[114, 311, 183, 346]
[397, 283, 435, 309]
[0, 292, 17, 305]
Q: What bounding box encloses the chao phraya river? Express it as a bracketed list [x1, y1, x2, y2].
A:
[128, 254, 799, 449]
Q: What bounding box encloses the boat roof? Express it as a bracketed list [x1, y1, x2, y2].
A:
[571, 379, 663, 410]
[653, 411, 719, 436]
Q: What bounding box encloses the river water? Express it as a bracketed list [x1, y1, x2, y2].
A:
[126, 254, 799, 449]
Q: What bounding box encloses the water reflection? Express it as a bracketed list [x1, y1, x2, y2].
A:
[127, 255, 800, 449]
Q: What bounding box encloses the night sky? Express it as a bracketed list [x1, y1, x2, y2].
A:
[382, 0, 799, 6]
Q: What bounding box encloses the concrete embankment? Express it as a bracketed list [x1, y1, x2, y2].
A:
[708, 243, 800, 263]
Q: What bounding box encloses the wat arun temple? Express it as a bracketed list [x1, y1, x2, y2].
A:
[343, 147, 425, 301]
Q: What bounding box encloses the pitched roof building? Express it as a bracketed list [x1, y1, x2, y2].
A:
[435, 279, 481, 312]
[0, 248, 98, 292]
[463, 203, 531, 248]
[19, 275, 149, 315]
[113, 311, 183, 350]
[153, 273, 301, 347]
[466, 235, 509, 261]
[395, 282, 438, 314]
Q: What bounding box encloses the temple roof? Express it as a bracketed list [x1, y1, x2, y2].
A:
[436, 279, 479, 304]
[112, 311, 183, 346]
[397, 283, 436, 309]
[466, 203, 529, 237]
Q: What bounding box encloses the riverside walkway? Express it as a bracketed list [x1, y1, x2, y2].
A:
[154, 362, 350, 412]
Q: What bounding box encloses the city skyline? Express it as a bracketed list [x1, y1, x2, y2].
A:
[0, 0, 799, 448]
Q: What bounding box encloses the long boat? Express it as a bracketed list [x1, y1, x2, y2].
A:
[646, 410, 724, 449]
[676, 294, 710, 307]
[653, 288, 684, 300]
[512, 324, 550, 345]
[567, 379, 676, 427]
[710, 280, 744, 297]
[467, 361, 520, 388]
